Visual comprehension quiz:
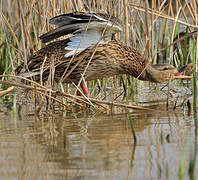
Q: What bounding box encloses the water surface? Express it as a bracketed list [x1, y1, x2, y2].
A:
[0, 81, 197, 180]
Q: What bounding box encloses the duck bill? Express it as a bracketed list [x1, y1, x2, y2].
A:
[172, 75, 192, 79]
[174, 63, 192, 79]
[177, 63, 192, 73]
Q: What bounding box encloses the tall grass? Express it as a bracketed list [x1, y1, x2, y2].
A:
[0, 0, 197, 104]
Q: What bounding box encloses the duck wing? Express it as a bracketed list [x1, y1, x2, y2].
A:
[16, 12, 122, 78]
[39, 12, 122, 57]
[49, 12, 121, 27]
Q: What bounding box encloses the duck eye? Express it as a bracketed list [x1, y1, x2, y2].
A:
[163, 67, 168, 70]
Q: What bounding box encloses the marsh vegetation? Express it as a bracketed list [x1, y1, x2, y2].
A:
[0, 0, 196, 111]
[0, 1, 197, 179]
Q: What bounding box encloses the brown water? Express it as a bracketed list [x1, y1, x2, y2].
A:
[0, 82, 197, 180]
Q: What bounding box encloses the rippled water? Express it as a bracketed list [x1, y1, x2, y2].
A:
[0, 81, 197, 180]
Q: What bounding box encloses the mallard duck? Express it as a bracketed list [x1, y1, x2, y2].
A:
[16, 12, 191, 95]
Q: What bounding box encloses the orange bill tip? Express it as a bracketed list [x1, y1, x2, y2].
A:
[172, 75, 192, 79]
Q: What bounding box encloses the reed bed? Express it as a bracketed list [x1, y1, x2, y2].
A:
[0, 0, 197, 112]
[0, 1, 198, 178]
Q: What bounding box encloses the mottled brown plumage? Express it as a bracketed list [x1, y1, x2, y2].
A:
[16, 12, 191, 95]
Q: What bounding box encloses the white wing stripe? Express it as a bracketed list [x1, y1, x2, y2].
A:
[61, 14, 122, 58]
[93, 14, 108, 22]
[64, 30, 105, 58]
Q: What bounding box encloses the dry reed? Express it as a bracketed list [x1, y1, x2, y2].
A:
[0, 0, 197, 111]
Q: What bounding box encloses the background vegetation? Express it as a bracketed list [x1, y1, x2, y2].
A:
[0, 0, 197, 109]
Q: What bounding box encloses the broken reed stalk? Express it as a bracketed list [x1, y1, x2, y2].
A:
[0, 76, 158, 112]
[0, 79, 92, 106]
[128, 2, 198, 29]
